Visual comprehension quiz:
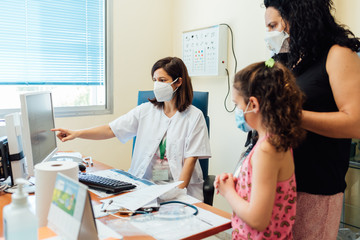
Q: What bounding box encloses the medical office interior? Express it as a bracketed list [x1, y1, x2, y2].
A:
[0, 0, 359, 239]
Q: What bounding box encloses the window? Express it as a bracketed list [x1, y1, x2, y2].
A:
[0, 0, 112, 118]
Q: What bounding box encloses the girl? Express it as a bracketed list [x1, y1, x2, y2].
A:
[214, 60, 305, 239]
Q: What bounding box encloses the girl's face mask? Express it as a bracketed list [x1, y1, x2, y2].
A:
[235, 101, 254, 132]
[153, 78, 179, 102]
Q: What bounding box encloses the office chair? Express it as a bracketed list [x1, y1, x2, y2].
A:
[135, 90, 215, 205]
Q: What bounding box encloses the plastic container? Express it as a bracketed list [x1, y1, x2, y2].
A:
[3, 178, 38, 240]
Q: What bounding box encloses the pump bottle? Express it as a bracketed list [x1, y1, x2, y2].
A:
[3, 178, 38, 240]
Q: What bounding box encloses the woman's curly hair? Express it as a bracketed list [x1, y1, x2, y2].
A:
[234, 61, 306, 152]
[264, 0, 360, 72]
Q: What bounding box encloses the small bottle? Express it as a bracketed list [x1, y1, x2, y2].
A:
[3, 178, 38, 240]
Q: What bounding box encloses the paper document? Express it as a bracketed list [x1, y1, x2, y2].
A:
[43, 221, 123, 240]
[96, 219, 123, 239]
[102, 181, 182, 211]
[130, 207, 230, 240]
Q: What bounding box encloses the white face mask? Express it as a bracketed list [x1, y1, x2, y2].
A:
[153, 78, 179, 102]
[264, 30, 289, 55]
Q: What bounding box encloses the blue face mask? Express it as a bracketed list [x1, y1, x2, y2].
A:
[235, 102, 254, 132]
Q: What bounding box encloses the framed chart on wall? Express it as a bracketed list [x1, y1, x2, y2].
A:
[182, 24, 228, 77]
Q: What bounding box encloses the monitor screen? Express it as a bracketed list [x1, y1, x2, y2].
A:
[20, 91, 57, 177]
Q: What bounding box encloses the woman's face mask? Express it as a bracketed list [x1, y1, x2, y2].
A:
[235, 101, 254, 132]
[264, 30, 289, 56]
[153, 78, 179, 102]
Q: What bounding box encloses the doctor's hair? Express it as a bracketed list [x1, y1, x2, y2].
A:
[233, 61, 305, 152]
[150, 57, 193, 112]
[264, 0, 360, 73]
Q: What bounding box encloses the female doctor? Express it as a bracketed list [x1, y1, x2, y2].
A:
[52, 57, 211, 201]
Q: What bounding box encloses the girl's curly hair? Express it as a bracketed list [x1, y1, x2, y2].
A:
[264, 0, 360, 72]
[234, 61, 306, 151]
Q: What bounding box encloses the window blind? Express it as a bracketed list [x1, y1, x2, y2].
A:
[0, 0, 105, 85]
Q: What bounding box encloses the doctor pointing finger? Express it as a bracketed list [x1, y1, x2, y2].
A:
[52, 57, 211, 201]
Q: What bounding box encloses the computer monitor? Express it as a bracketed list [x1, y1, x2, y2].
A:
[20, 91, 58, 177]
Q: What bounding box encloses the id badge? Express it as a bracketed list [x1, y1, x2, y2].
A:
[152, 169, 169, 181]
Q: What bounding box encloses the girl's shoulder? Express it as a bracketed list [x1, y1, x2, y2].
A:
[252, 139, 290, 166]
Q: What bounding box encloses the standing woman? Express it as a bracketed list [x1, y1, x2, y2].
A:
[53, 57, 211, 201]
[264, 0, 360, 239]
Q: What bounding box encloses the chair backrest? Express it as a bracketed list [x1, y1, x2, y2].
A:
[136, 91, 210, 179]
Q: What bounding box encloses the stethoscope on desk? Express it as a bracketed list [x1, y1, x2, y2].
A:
[101, 200, 198, 216]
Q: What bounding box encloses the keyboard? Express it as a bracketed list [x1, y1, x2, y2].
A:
[78, 173, 136, 193]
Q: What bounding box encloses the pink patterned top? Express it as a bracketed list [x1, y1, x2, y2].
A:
[232, 136, 297, 240]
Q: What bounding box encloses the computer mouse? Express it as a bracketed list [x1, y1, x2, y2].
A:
[78, 163, 86, 172]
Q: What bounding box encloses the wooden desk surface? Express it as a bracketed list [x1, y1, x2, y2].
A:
[0, 160, 231, 240]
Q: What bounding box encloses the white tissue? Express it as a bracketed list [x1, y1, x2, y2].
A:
[35, 161, 78, 227]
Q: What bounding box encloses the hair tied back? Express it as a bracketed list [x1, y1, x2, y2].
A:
[265, 58, 275, 68]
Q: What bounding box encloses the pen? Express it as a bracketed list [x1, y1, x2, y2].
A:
[103, 209, 148, 215]
[100, 199, 113, 212]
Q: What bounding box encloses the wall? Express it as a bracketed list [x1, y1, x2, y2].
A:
[333, 0, 360, 37]
[172, 0, 266, 212]
[55, 0, 174, 171]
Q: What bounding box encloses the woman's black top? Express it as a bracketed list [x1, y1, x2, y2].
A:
[291, 49, 351, 195]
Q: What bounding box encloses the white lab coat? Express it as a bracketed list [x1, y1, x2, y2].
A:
[109, 102, 211, 201]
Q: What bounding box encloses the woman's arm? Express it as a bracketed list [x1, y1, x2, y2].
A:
[301, 45, 360, 138]
[177, 157, 198, 189]
[218, 142, 280, 231]
[52, 125, 115, 142]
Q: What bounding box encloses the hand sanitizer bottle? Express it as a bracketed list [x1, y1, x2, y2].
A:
[3, 178, 38, 240]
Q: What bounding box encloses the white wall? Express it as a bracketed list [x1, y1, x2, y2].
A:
[172, 0, 267, 212]
[333, 0, 360, 37]
[55, 0, 174, 171]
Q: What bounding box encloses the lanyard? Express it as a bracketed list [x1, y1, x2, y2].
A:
[159, 138, 166, 160]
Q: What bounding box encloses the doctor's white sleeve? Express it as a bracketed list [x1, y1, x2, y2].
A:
[109, 105, 141, 143]
[184, 113, 211, 160]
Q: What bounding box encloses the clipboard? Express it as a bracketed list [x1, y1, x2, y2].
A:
[47, 172, 98, 240]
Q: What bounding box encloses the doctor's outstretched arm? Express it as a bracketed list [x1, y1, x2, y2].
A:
[52, 125, 115, 142]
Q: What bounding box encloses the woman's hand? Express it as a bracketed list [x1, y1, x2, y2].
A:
[52, 125, 115, 141]
[51, 128, 78, 142]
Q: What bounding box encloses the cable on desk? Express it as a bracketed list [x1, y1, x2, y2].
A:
[160, 200, 199, 216]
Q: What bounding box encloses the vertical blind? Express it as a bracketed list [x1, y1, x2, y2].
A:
[0, 0, 105, 85]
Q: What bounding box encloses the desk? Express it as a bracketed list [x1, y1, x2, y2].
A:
[0, 160, 231, 240]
